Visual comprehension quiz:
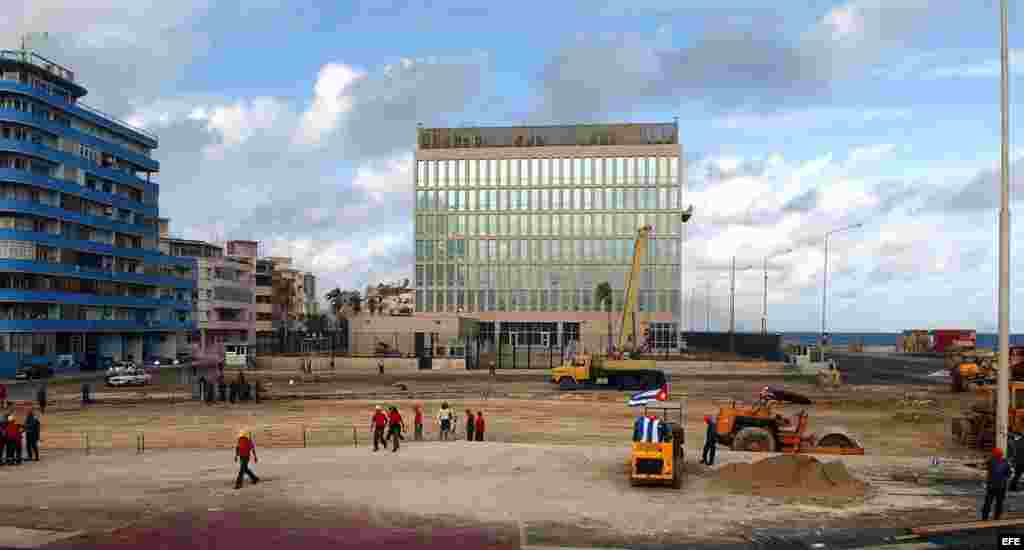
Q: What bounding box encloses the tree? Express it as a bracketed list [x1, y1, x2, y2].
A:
[595, 282, 614, 354]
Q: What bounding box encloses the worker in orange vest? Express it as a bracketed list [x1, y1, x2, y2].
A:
[234, 430, 260, 489]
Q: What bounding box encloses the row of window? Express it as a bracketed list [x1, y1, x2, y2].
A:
[415, 237, 681, 264]
[0, 179, 145, 228]
[0, 212, 149, 249]
[416, 186, 680, 213]
[416, 212, 682, 239]
[0, 123, 58, 148]
[414, 289, 681, 314]
[1, 148, 149, 209]
[413, 264, 679, 292]
[0, 239, 193, 281]
[0, 87, 151, 155]
[0, 272, 186, 301]
[0, 303, 188, 323]
[414, 157, 679, 188]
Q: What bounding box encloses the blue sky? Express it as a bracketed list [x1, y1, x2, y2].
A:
[8, 1, 1024, 332]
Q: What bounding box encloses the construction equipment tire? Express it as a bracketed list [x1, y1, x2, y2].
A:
[732, 427, 776, 453]
[817, 433, 857, 449]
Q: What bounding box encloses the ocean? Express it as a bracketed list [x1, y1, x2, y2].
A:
[778, 332, 1024, 349]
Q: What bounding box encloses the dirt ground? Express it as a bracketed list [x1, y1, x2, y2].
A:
[0, 364, 1001, 547]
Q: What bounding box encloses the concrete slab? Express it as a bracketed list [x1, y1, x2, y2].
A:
[0, 527, 82, 549]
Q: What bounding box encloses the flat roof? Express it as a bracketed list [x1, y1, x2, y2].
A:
[417, 122, 678, 149]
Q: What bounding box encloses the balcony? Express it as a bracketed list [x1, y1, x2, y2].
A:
[0, 132, 156, 193]
[0, 318, 192, 332]
[0, 195, 155, 237]
[0, 168, 158, 216]
[0, 289, 190, 309]
[0, 80, 156, 148]
[0, 259, 193, 289]
[0, 109, 158, 172]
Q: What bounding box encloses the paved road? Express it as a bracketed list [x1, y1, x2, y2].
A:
[829, 352, 947, 386]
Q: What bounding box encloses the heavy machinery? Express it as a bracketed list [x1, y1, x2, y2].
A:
[951, 381, 1024, 450]
[629, 399, 687, 489]
[714, 395, 864, 455]
[550, 348, 666, 391]
[947, 345, 1024, 392]
[551, 224, 668, 391]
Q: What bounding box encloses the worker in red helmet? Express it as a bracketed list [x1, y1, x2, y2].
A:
[700, 415, 717, 466]
[982, 447, 1011, 520]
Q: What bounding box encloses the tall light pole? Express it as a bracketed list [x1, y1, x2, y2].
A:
[822, 223, 863, 342]
[730, 257, 755, 334]
[997, 0, 1011, 455]
[762, 248, 795, 335]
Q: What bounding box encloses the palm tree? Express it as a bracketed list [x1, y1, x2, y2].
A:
[595, 282, 614, 354]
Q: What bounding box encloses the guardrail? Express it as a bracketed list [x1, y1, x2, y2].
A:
[0, 50, 75, 82]
[74, 101, 157, 142]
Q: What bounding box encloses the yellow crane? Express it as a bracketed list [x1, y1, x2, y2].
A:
[618, 225, 652, 354]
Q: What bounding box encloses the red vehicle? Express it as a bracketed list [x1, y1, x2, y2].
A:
[931, 329, 976, 353]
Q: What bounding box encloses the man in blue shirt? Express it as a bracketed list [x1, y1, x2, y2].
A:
[983, 447, 1011, 520]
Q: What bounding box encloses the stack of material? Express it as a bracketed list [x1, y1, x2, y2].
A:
[712, 455, 867, 498]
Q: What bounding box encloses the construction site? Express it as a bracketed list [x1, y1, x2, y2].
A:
[1, 224, 1022, 549]
[0, 343, 1018, 549]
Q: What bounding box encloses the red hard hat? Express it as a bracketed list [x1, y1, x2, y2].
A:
[994, 447, 1004, 459]
[704, 415, 711, 423]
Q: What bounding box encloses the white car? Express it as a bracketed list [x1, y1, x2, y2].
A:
[106, 369, 151, 387]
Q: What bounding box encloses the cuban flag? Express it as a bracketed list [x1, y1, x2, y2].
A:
[628, 384, 669, 407]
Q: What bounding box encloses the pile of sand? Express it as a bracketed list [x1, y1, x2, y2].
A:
[712, 455, 867, 499]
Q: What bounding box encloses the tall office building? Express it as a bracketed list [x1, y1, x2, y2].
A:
[0, 49, 194, 367]
[414, 122, 684, 351]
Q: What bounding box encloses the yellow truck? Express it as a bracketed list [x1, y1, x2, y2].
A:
[550, 351, 665, 391]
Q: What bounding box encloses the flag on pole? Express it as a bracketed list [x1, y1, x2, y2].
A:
[627, 384, 669, 407]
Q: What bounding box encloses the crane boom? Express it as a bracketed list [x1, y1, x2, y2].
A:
[618, 225, 652, 352]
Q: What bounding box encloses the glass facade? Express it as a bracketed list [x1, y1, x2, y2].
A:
[414, 152, 682, 315]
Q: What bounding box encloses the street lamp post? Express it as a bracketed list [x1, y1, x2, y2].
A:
[821, 223, 863, 342]
[997, 0, 1012, 454]
[730, 257, 755, 334]
[762, 248, 794, 335]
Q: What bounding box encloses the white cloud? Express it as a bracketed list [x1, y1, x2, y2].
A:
[712, 108, 911, 132]
[846, 143, 896, 165]
[293, 63, 365, 148]
[351, 154, 414, 201]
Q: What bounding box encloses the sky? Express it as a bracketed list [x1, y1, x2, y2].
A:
[5, 0, 1024, 333]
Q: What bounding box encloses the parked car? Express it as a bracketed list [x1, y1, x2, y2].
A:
[15, 364, 54, 380]
[149, 356, 180, 367]
[106, 368, 150, 387]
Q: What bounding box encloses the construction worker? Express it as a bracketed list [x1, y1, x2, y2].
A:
[36, 383, 47, 415]
[387, 406, 404, 452]
[217, 374, 227, 402]
[474, 411, 485, 441]
[465, 409, 475, 442]
[4, 415, 22, 465]
[234, 430, 260, 489]
[371, 405, 388, 451]
[0, 382, 6, 409]
[378, 360, 384, 375]
[23, 409, 40, 461]
[413, 405, 424, 441]
[982, 446, 1011, 520]
[701, 415, 717, 466]
[437, 402, 454, 441]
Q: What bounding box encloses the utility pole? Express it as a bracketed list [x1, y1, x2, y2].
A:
[997, 0, 1011, 454]
[822, 224, 863, 342]
[705, 279, 710, 331]
[730, 257, 736, 334]
[763, 248, 794, 335]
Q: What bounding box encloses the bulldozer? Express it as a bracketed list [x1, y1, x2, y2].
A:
[947, 347, 997, 392]
[629, 399, 686, 489]
[714, 395, 864, 455]
[951, 381, 1024, 450]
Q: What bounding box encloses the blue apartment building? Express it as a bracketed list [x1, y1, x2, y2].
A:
[0, 49, 195, 374]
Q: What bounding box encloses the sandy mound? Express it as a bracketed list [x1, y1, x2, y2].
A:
[712, 455, 867, 499]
